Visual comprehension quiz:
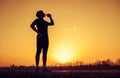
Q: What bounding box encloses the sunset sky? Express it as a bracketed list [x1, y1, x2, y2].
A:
[0, 0, 120, 66]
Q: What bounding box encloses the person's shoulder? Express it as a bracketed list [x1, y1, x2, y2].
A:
[32, 19, 39, 23]
[35, 19, 39, 21]
[43, 20, 49, 24]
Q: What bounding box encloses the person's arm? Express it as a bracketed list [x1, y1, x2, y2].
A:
[47, 14, 54, 25]
[30, 20, 43, 38]
[30, 20, 38, 33]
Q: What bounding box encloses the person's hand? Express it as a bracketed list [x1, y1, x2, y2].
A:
[38, 33, 43, 38]
[46, 14, 51, 17]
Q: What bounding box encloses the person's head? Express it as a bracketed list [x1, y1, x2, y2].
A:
[36, 10, 45, 19]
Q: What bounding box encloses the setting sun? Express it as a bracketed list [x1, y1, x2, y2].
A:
[53, 45, 74, 63]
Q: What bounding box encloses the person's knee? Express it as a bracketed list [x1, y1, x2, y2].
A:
[36, 51, 41, 56]
[43, 53, 47, 58]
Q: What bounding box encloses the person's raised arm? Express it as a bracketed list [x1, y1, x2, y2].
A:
[47, 14, 54, 25]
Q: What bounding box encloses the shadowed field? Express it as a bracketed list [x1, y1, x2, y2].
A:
[0, 65, 120, 78]
[0, 69, 120, 78]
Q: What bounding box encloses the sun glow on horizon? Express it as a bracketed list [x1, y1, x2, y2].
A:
[53, 45, 74, 63]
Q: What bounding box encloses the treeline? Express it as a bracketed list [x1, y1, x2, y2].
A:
[49, 58, 120, 70]
[0, 58, 120, 71]
[51, 58, 120, 70]
[55, 58, 120, 67]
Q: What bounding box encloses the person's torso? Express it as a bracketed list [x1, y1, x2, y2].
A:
[35, 19, 48, 36]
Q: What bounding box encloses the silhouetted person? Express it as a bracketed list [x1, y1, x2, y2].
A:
[30, 10, 54, 72]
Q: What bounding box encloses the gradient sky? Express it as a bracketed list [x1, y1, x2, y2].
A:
[0, 0, 120, 66]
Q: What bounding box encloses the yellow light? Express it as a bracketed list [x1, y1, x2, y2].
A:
[54, 45, 74, 63]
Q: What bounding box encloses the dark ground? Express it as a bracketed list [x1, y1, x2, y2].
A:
[0, 66, 120, 78]
[0, 70, 120, 78]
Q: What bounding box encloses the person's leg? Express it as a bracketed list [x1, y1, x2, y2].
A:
[43, 45, 48, 68]
[35, 49, 41, 68]
[35, 36, 42, 69]
[42, 39, 51, 72]
[42, 39, 49, 68]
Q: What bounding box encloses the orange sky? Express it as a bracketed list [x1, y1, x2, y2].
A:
[0, 0, 120, 66]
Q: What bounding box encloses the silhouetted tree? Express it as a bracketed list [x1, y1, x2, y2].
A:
[93, 59, 114, 66]
[93, 60, 102, 65]
[115, 58, 120, 65]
